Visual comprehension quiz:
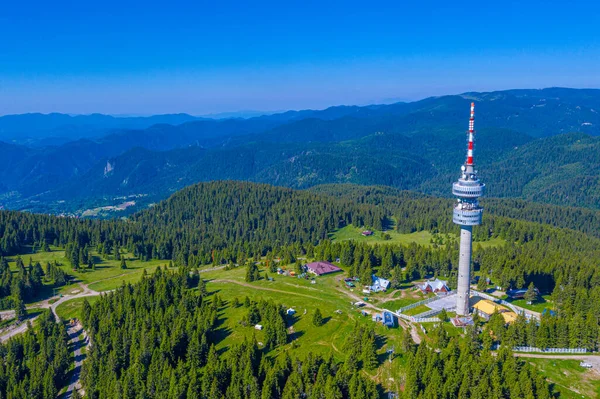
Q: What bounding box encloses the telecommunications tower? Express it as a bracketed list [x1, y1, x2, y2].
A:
[452, 102, 485, 316]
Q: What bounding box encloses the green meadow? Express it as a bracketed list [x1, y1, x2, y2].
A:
[329, 224, 505, 249]
[6, 246, 169, 303]
[527, 358, 600, 398]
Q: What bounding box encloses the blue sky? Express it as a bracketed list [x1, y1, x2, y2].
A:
[1, 0, 599, 115]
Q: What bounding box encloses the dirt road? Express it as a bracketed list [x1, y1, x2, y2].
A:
[0, 314, 42, 342]
[59, 321, 88, 399]
[0, 282, 103, 341]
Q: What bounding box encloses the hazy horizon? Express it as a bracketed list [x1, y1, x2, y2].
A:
[2, 1, 599, 115]
[3, 86, 600, 118]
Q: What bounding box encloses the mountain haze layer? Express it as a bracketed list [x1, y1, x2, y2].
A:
[2, 88, 600, 215]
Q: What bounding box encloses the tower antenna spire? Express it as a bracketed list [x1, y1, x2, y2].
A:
[467, 102, 475, 166]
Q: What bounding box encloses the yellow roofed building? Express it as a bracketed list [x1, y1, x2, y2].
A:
[472, 299, 517, 324]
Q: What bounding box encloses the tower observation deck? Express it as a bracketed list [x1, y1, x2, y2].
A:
[453, 102, 485, 316]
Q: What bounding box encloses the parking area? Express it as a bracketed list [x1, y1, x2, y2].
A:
[426, 294, 457, 311]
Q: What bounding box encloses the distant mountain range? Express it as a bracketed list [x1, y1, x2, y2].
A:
[0, 113, 204, 144]
[1, 87, 600, 215]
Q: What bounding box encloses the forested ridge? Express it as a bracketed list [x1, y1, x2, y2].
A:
[0, 181, 385, 260]
[1, 181, 600, 350]
[131, 181, 386, 263]
[312, 183, 600, 238]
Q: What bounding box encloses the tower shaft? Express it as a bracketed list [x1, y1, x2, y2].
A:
[456, 226, 472, 316]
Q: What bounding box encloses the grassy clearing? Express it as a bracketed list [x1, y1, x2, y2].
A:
[62, 253, 167, 287]
[504, 295, 553, 313]
[7, 246, 166, 285]
[202, 265, 405, 362]
[87, 267, 165, 292]
[7, 247, 66, 272]
[330, 225, 506, 249]
[6, 247, 169, 302]
[380, 296, 427, 312]
[402, 305, 432, 316]
[527, 358, 600, 399]
[474, 236, 507, 249]
[329, 225, 435, 246]
[55, 297, 100, 321]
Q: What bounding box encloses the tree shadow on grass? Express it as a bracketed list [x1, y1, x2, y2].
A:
[375, 334, 388, 350]
[375, 335, 390, 366]
[25, 310, 43, 320]
[91, 255, 108, 266]
[31, 284, 54, 301]
[211, 324, 232, 346]
[289, 330, 305, 342]
[286, 314, 300, 327]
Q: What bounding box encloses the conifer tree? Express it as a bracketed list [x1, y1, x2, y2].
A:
[15, 298, 27, 321]
[246, 263, 259, 282]
[312, 308, 324, 327]
[524, 282, 538, 304]
[438, 308, 448, 322]
[477, 275, 488, 291]
[361, 333, 378, 370]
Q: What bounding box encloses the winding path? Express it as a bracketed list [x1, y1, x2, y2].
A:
[50, 283, 103, 322]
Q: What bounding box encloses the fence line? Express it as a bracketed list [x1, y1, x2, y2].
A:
[413, 317, 443, 323]
[513, 346, 587, 353]
[412, 308, 443, 319]
[393, 312, 414, 322]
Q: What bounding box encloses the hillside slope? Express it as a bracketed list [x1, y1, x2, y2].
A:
[22, 130, 600, 215]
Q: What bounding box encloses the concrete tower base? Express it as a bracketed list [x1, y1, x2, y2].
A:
[456, 225, 472, 316]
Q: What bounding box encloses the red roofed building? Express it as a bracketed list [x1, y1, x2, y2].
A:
[418, 278, 450, 295]
[305, 261, 342, 276]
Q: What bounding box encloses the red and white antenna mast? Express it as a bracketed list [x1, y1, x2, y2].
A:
[466, 102, 475, 166]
